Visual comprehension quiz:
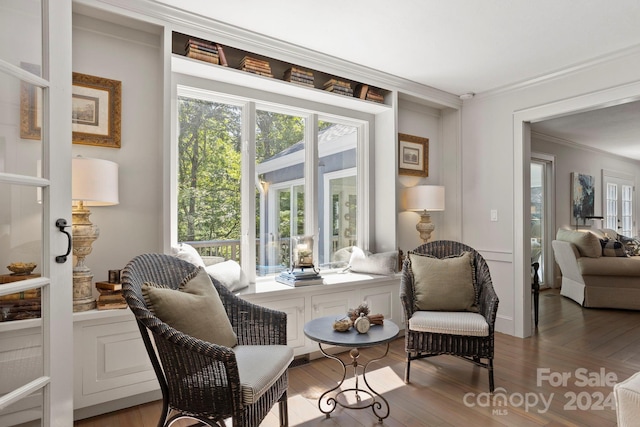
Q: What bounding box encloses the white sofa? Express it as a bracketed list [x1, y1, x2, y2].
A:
[552, 229, 640, 310]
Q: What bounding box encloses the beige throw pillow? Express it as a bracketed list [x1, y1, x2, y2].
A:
[410, 252, 477, 312]
[142, 267, 238, 348]
[556, 229, 602, 258]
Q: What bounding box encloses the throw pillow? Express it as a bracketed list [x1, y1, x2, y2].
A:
[205, 260, 249, 292]
[556, 229, 602, 258]
[350, 251, 399, 275]
[618, 234, 640, 256]
[141, 267, 237, 348]
[600, 238, 628, 257]
[171, 243, 206, 268]
[409, 251, 478, 312]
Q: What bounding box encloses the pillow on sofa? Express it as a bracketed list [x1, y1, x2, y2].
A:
[142, 267, 237, 348]
[409, 251, 478, 312]
[205, 260, 249, 292]
[171, 243, 205, 267]
[618, 235, 640, 256]
[600, 238, 628, 257]
[556, 229, 602, 258]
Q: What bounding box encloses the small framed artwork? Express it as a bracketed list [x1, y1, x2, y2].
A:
[19, 62, 42, 140]
[72, 72, 122, 148]
[398, 133, 428, 177]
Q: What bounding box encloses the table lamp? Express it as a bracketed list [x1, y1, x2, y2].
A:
[72, 156, 119, 312]
[403, 185, 445, 243]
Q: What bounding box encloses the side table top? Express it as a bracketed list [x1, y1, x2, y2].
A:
[304, 315, 399, 348]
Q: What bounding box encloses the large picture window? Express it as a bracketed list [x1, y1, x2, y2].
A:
[176, 86, 368, 279]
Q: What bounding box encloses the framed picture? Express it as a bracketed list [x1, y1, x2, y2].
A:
[20, 62, 42, 140]
[571, 172, 595, 225]
[72, 72, 121, 148]
[398, 133, 428, 177]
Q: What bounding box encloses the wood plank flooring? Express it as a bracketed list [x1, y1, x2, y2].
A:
[75, 289, 640, 426]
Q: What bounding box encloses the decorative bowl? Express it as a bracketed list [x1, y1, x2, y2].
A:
[7, 262, 37, 275]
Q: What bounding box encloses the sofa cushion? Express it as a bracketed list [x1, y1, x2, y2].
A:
[578, 256, 640, 276]
[205, 260, 249, 292]
[600, 238, 628, 257]
[556, 229, 602, 258]
[142, 267, 238, 348]
[171, 243, 206, 267]
[409, 251, 477, 312]
[350, 250, 398, 275]
[619, 235, 640, 256]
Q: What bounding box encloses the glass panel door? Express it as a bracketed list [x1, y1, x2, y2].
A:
[603, 173, 634, 237]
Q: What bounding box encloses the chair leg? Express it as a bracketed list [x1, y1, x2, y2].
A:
[405, 353, 411, 384]
[159, 398, 169, 427]
[488, 359, 495, 393]
[279, 398, 288, 427]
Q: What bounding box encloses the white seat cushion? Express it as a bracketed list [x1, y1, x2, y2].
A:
[615, 371, 640, 427]
[233, 345, 294, 404]
[409, 311, 489, 337]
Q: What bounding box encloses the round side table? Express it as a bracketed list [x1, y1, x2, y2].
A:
[303, 315, 399, 423]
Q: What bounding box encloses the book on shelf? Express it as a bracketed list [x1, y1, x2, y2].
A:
[187, 51, 220, 64]
[186, 46, 218, 57]
[216, 44, 228, 66]
[185, 38, 217, 49]
[0, 288, 40, 301]
[241, 68, 274, 78]
[240, 56, 271, 69]
[95, 281, 122, 291]
[323, 78, 351, 89]
[185, 43, 218, 55]
[355, 84, 369, 99]
[240, 64, 273, 74]
[97, 301, 128, 310]
[97, 291, 126, 302]
[284, 75, 315, 85]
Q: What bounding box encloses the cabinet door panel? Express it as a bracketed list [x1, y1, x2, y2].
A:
[311, 290, 358, 319]
[259, 297, 305, 349]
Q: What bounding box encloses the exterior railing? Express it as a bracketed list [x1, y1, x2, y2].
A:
[183, 238, 291, 267]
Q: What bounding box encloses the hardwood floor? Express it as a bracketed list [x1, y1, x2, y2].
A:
[75, 289, 640, 426]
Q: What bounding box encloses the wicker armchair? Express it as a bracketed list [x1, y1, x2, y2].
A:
[400, 241, 499, 392]
[122, 253, 292, 427]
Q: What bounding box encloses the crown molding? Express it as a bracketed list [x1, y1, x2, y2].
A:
[475, 43, 640, 101]
[531, 131, 640, 165]
[85, 0, 461, 109]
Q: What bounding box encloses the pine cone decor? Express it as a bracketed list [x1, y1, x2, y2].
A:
[347, 302, 370, 322]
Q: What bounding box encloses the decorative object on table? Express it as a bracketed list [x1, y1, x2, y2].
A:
[348, 301, 385, 326]
[72, 156, 119, 312]
[398, 133, 429, 177]
[108, 269, 121, 283]
[571, 172, 595, 226]
[276, 235, 324, 287]
[354, 313, 371, 334]
[72, 72, 121, 148]
[238, 55, 274, 78]
[283, 67, 314, 87]
[403, 185, 445, 243]
[0, 272, 42, 321]
[323, 78, 353, 97]
[332, 317, 352, 332]
[7, 262, 37, 275]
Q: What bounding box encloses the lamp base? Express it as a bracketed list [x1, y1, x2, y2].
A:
[416, 210, 436, 243]
[73, 269, 96, 312]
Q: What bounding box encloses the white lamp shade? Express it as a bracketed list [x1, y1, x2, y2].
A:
[403, 185, 445, 211]
[72, 157, 119, 206]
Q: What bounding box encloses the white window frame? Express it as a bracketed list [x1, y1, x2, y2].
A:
[171, 76, 373, 282]
[602, 169, 636, 237]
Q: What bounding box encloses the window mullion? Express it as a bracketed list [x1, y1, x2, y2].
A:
[305, 114, 318, 254]
[243, 101, 257, 282]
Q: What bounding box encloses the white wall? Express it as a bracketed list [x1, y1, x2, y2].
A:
[72, 14, 162, 287]
[397, 100, 443, 253]
[532, 134, 640, 232]
[462, 49, 640, 336]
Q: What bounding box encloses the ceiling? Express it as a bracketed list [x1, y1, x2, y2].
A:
[151, 0, 640, 160]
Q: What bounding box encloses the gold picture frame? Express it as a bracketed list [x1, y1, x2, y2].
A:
[72, 72, 121, 148]
[20, 62, 42, 140]
[398, 133, 428, 177]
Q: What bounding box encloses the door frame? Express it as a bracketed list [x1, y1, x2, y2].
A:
[531, 153, 556, 288]
[514, 81, 640, 338]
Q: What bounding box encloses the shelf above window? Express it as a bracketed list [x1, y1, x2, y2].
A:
[171, 55, 391, 115]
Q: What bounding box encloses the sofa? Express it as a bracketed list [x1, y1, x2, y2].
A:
[552, 228, 640, 310]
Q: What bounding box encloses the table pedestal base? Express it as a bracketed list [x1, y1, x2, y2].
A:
[317, 343, 390, 423]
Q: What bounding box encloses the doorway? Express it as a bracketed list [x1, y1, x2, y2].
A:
[531, 154, 555, 288]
